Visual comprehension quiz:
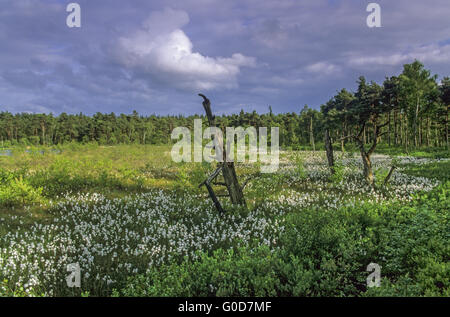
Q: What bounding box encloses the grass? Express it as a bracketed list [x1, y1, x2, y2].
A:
[401, 160, 450, 182]
[374, 144, 450, 159]
[0, 144, 449, 296]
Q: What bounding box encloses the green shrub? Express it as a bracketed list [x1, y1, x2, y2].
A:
[0, 174, 44, 207]
[277, 208, 366, 296]
[294, 154, 307, 179]
[0, 279, 44, 297]
[120, 246, 281, 297]
[329, 160, 345, 184]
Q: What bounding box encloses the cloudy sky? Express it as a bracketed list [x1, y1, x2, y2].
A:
[1, 0, 449, 115]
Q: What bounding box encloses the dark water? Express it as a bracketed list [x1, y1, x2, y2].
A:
[0, 149, 61, 156]
[0, 149, 12, 156]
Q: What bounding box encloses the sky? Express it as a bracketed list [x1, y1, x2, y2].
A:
[0, 0, 449, 116]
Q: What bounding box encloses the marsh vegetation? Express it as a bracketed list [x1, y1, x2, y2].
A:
[0, 144, 448, 296]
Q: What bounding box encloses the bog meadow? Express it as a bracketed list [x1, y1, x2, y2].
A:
[0, 61, 449, 297]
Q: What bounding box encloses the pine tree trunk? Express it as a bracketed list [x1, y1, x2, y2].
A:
[405, 121, 409, 152]
[418, 119, 422, 147]
[388, 112, 391, 146]
[414, 95, 419, 148]
[41, 123, 46, 146]
[394, 110, 398, 145]
[361, 151, 374, 186]
[310, 116, 315, 151]
[434, 124, 438, 147]
[363, 127, 366, 145]
[446, 107, 449, 150]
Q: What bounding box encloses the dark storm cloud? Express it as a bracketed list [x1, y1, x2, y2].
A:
[0, 0, 449, 115]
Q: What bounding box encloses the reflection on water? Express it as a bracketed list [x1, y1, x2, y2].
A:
[0, 149, 61, 156]
[0, 149, 12, 156]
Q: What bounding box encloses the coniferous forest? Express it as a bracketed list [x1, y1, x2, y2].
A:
[1, 61, 448, 151]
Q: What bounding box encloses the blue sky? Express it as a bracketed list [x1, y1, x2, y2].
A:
[0, 0, 449, 115]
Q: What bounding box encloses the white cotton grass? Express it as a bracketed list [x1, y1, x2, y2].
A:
[270, 152, 440, 208]
[1, 190, 285, 296]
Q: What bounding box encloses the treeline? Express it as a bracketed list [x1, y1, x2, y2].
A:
[323, 60, 449, 152]
[0, 60, 448, 150]
[0, 108, 319, 148]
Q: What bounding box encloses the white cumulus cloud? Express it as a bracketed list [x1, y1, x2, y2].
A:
[117, 8, 256, 90]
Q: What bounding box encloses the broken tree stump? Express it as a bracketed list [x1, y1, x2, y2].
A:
[324, 129, 335, 174]
[198, 94, 247, 212]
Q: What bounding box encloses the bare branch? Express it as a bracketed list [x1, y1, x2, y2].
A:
[367, 142, 377, 157]
[377, 121, 390, 130]
[336, 134, 355, 142]
[383, 166, 396, 186]
[357, 123, 366, 138]
[241, 173, 261, 191]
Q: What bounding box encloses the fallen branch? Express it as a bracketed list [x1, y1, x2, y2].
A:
[203, 182, 225, 214]
[199, 166, 226, 214]
[336, 134, 355, 142]
[199, 166, 222, 188]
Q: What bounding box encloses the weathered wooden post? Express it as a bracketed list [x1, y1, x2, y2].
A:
[199, 166, 225, 214]
[324, 129, 335, 174]
[198, 94, 247, 212]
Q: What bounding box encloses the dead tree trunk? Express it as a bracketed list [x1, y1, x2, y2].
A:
[324, 129, 335, 174]
[198, 94, 246, 212]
